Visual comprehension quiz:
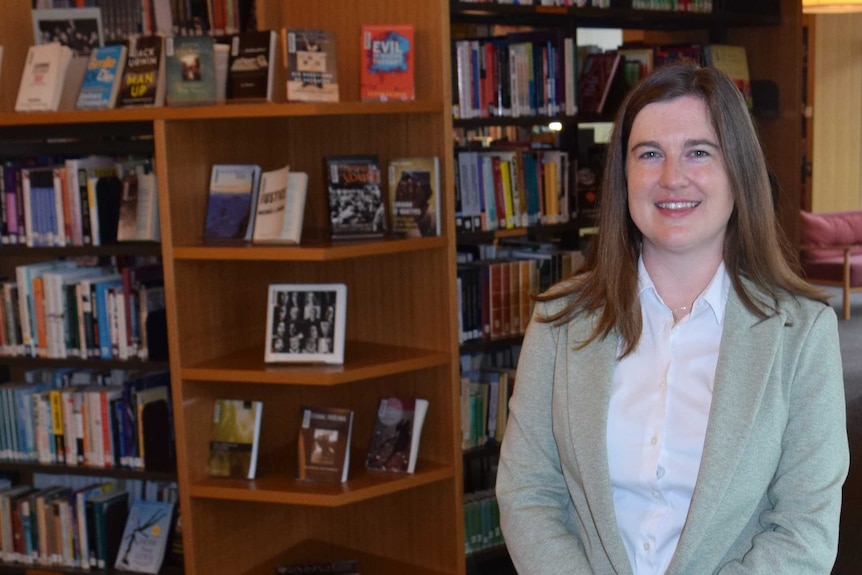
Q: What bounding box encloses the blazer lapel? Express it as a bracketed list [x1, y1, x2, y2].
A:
[565, 319, 632, 574]
[669, 291, 787, 573]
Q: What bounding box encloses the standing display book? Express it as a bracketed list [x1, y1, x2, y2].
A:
[208, 398, 264, 479]
[284, 28, 340, 103]
[388, 156, 441, 238]
[360, 24, 414, 102]
[325, 155, 386, 240]
[297, 406, 354, 483]
[578, 51, 623, 115]
[76, 44, 127, 110]
[365, 397, 430, 474]
[704, 44, 752, 110]
[203, 164, 261, 242]
[165, 35, 217, 106]
[227, 29, 277, 101]
[115, 499, 175, 574]
[253, 168, 308, 245]
[15, 42, 73, 112]
[119, 35, 166, 107]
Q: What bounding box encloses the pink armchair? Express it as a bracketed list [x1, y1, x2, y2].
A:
[799, 209, 862, 320]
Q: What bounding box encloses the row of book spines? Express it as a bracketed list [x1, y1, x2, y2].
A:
[455, 149, 571, 234]
[0, 156, 157, 248]
[452, 34, 576, 120]
[456, 250, 583, 344]
[0, 479, 177, 570]
[631, 0, 713, 11]
[460, 368, 513, 451]
[463, 489, 503, 557]
[454, 1, 611, 10]
[0, 369, 171, 471]
[5, 261, 164, 361]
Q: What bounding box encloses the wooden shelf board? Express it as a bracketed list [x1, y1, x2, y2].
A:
[190, 461, 454, 507]
[171, 236, 447, 261]
[0, 100, 445, 126]
[241, 539, 451, 575]
[181, 342, 450, 385]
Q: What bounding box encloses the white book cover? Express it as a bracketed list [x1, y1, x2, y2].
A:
[251, 164, 290, 243]
[254, 171, 308, 244]
[16, 42, 73, 112]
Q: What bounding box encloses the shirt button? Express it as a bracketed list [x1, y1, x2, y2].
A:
[656, 466, 666, 479]
[651, 436, 658, 445]
[643, 543, 650, 551]
[659, 380, 667, 390]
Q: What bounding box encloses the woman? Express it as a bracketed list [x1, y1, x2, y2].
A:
[496, 63, 849, 575]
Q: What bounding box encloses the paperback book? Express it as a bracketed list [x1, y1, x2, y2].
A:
[284, 28, 339, 103]
[119, 35, 166, 107]
[252, 167, 308, 245]
[202, 164, 261, 241]
[325, 155, 386, 240]
[15, 42, 74, 112]
[365, 396, 429, 474]
[388, 156, 441, 238]
[208, 398, 263, 480]
[76, 44, 127, 110]
[265, 283, 346, 364]
[114, 499, 175, 574]
[227, 29, 277, 101]
[165, 35, 217, 106]
[360, 24, 414, 102]
[297, 405, 353, 483]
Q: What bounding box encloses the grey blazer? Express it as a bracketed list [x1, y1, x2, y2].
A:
[496, 286, 849, 574]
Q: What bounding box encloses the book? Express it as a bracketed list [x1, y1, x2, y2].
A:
[297, 406, 353, 483]
[227, 29, 277, 101]
[704, 44, 752, 110]
[577, 51, 623, 115]
[85, 489, 129, 570]
[275, 560, 360, 575]
[31, 7, 103, 56]
[324, 155, 386, 240]
[360, 24, 415, 102]
[114, 499, 175, 574]
[165, 35, 217, 106]
[284, 28, 339, 103]
[365, 396, 429, 474]
[15, 42, 73, 112]
[253, 168, 308, 245]
[207, 399, 263, 479]
[118, 35, 166, 108]
[76, 44, 127, 110]
[388, 157, 441, 238]
[202, 164, 261, 241]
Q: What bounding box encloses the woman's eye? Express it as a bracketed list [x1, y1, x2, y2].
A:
[691, 149, 710, 158]
[640, 151, 659, 159]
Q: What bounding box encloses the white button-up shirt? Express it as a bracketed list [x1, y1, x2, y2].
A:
[607, 258, 730, 575]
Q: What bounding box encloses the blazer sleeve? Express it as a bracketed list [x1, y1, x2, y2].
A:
[496, 302, 594, 574]
[718, 304, 849, 574]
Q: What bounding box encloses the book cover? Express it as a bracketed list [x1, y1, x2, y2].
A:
[578, 51, 622, 115]
[251, 164, 290, 243]
[360, 24, 414, 102]
[325, 155, 386, 239]
[119, 35, 166, 107]
[15, 42, 73, 112]
[86, 489, 129, 570]
[165, 35, 217, 106]
[253, 171, 308, 245]
[297, 406, 353, 483]
[284, 28, 339, 103]
[31, 7, 103, 56]
[704, 44, 752, 110]
[227, 29, 277, 101]
[388, 156, 441, 238]
[365, 396, 429, 474]
[208, 398, 263, 480]
[76, 44, 127, 110]
[203, 164, 261, 241]
[114, 499, 175, 574]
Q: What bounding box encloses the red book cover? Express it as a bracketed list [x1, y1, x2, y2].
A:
[360, 24, 414, 102]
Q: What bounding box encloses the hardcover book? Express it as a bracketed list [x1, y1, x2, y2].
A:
[15, 42, 73, 112]
[360, 24, 414, 102]
[253, 168, 308, 245]
[284, 28, 339, 103]
[119, 35, 166, 108]
[297, 406, 353, 483]
[114, 499, 175, 574]
[325, 155, 386, 240]
[208, 398, 263, 479]
[265, 283, 347, 364]
[76, 44, 127, 110]
[165, 35, 217, 106]
[365, 396, 429, 474]
[227, 29, 277, 101]
[202, 164, 261, 241]
[578, 51, 624, 115]
[388, 156, 440, 238]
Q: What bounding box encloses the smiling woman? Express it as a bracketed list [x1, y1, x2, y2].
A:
[496, 63, 849, 575]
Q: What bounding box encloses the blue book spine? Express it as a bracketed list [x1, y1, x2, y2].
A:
[95, 280, 123, 359]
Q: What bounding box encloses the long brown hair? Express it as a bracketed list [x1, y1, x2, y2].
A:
[539, 62, 823, 356]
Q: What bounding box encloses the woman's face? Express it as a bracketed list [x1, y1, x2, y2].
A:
[625, 95, 734, 265]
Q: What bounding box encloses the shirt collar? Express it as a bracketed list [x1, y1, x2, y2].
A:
[637, 256, 731, 325]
